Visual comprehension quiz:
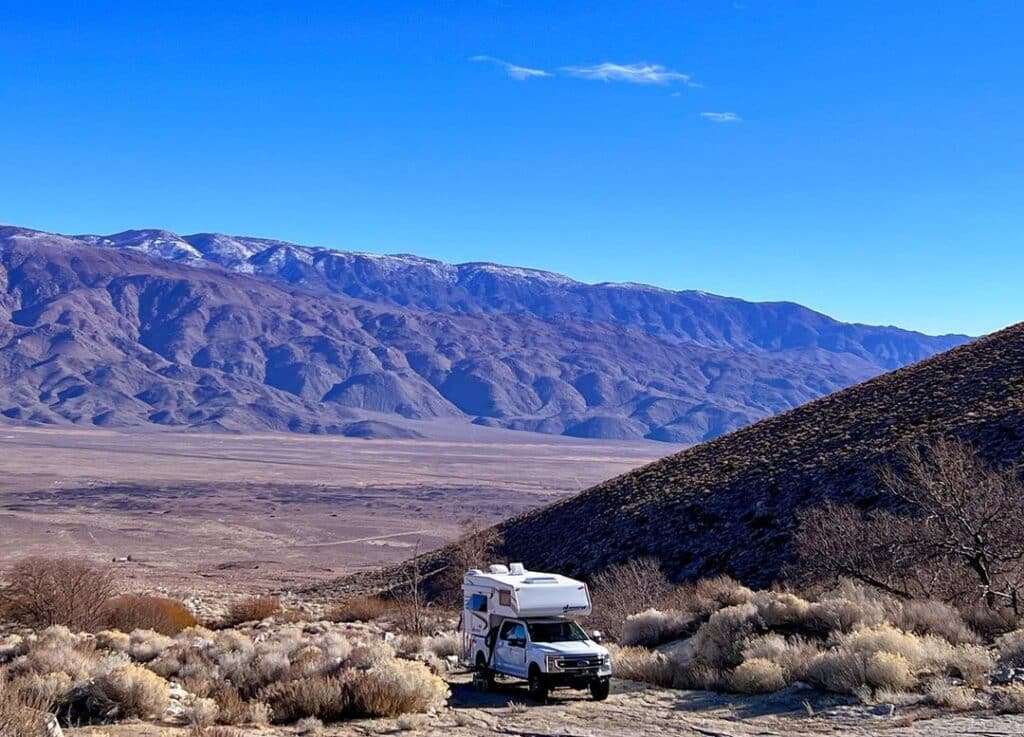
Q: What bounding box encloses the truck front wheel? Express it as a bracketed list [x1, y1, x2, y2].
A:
[528, 666, 549, 703]
[590, 677, 610, 701]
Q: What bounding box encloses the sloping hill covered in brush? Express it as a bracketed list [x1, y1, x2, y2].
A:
[313, 323, 1022, 597]
[0, 226, 966, 441]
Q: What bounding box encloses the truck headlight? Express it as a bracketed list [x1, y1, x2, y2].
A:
[545, 655, 561, 671]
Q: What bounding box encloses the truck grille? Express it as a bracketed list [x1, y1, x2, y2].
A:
[556, 656, 601, 669]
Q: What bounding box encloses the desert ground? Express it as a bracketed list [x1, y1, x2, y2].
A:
[0, 425, 668, 594]
[60, 676, 1024, 737]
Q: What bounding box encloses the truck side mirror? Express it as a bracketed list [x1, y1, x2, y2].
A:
[591, 630, 603, 643]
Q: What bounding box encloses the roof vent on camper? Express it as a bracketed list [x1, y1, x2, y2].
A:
[489, 564, 510, 575]
[509, 562, 525, 575]
[466, 568, 483, 576]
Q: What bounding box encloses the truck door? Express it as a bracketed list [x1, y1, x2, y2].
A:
[495, 620, 528, 677]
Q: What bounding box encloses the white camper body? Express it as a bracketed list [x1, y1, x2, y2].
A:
[461, 563, 610, 701]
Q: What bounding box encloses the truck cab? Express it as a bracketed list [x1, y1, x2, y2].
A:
[462, 563, 612, 701]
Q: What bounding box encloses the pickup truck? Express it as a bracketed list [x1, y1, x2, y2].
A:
[474, 617, 612, 701]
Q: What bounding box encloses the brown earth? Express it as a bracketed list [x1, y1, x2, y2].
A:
[0, 426, 666, 594]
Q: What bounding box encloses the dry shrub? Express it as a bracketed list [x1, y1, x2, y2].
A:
[210, 685, 250, 725]
[806, 583, 887, 634]
[996, 629, 1024, 667]
[326, 597, 396, 623]
[225, 596, 280, 626]
[619, 608, 694, 647]
[892, 599, 979, 645]
[0, 557, 117, 631]
[258, 676, 351, 724]
[750, 591, 811, 629]
[187, 696, 219, 727]
[391, 635, 425, 659]
[348, 659, 449, 717]
[128, 629, 175, 662]
[688, 603, 760, 669]
[6, 671, 72, 712]
[804, 651, 869, 694]
[741, 634, 820, 681]
[295, 716, 325, 735]
[12, 629, 99, 682]
[728, 657, 786, 694]
[0, 677, 51, 737]
[864, 652, 915, 690]
[692, 576, 754, 611]
[606, 644, 673, 687]
[86, 662, 170, 720]
[102, 595, 198, 635]
[993, 684, 1024, 713]
[95, 630, 130, 654]
[426, 634, 459, 658]
[926, 683, 980, 711]
[0, 636, 28, 663]
[947, 644, 996, 688]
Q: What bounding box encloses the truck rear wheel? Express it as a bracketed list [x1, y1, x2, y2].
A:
[474, 653, 493, 691]
[528, 666, 549, 702]
[590, 677, 610, 701]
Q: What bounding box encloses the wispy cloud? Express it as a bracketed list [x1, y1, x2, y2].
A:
[470, 55, 551, 80]
[561, 62, 698, 86]
[700, 111, 742, 123]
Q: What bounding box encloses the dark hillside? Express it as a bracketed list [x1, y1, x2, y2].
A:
[311, 323, 1023, 596]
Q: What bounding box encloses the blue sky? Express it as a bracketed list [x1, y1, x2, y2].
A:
[1, 2, 1020, 336]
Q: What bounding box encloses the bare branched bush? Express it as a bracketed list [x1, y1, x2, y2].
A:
[590, 558, 672, 636]
[1, 557, 116, 631]
[440, 520, 504, 604]
[797, 437, 1024, 610]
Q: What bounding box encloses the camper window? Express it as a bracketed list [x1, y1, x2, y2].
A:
[499, 590, 512, 607]
[468, 593, 487, 612]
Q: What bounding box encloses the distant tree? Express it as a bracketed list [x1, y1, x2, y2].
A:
[796, 437, 1024, 611]
[1, 556, 117, 630]
[439, 519, 504, 605]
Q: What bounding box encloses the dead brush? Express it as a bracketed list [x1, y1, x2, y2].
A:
[223, 596, 281, 626]
[325, 596, 397, 623]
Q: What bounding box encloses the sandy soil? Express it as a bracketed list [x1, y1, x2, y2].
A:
[0, 426, 668, 594]
[64, 675, 1024, 736]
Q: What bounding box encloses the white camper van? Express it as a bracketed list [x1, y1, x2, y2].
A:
[461, 563, 612, 701]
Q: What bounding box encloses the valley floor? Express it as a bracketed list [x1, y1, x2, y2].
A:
[0, 426, 667, 593]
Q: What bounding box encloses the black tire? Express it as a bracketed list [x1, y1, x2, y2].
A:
[528, 666, 549, 703]
[590, 677, 610, 701]
[474, 653, 494, 691]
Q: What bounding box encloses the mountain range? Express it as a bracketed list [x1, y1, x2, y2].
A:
[0, 226, 968, 442]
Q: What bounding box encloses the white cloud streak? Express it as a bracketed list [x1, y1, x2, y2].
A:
[700, 111, 742, 123]
[561, 62, 698, 86]
[470, 55, 551, 80]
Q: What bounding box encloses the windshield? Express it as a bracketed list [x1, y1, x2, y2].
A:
[526, 620, 589, 643]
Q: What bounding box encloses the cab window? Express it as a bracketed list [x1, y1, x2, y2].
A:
[501, 622, 527, 645]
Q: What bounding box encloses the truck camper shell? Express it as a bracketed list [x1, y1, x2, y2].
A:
[463, 563, 592, 619]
